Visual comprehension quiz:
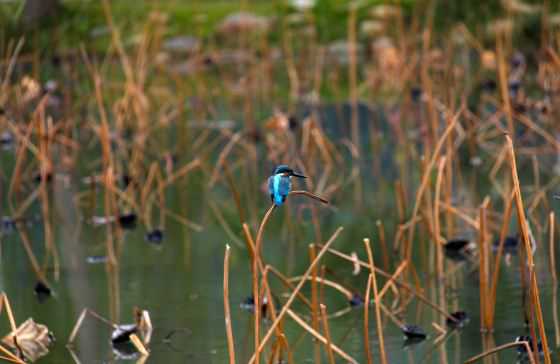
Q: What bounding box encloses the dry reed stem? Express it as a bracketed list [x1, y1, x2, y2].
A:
[364, 274, 373, 364]
[553, 284, 560, 347]
[268, 268, 313, 309]
[364, 238, 388, 364]
[434, 157, 446, 331]
[289, 190, 329, 204]
[378, 261, 408, 300]
[223, 245, 236, 364]
[0, 344, 25, 364]
[488, 190, 515, 327]
[320, 245, 457, 321]
[253, 204, 276, 364]
[17, 229, 46, 284]
[209, 201, 245, 248]
[0, 37, 24, 100]
[286, 309, 358, 364]
[101, 0, 134, 83]
[248, 227, 344, 364]
[405, 106, 462, 271]
[506, 135, 551, 364]
[288, 276, 353, 300]
[163, 159, 201, 188]
[395, 180, 407, 223]
[319, 304, 336, 364]
[208, 132, 242, 187]
[376, 220, 390, 271]
[1, 294, 17, 334]
[309, 244, 321, 364]
[478, 198, 491, 330]
[67, 308, 116, 345]
[223, 162, 246, 223]
[130, 333, 149, 356]
[496, 34, 514, 137]
[439, 202, 479, 229]
[549, 212, 556, 283]
[463, 340, 536, 364]
[259, 269, 288, 359]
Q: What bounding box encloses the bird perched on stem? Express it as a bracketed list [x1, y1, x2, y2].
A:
[267, 165, 307, 206]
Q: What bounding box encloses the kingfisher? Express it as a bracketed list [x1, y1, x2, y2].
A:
[268, 165, 307, 206]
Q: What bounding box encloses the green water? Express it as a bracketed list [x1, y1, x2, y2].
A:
[2, 153, 560, 364]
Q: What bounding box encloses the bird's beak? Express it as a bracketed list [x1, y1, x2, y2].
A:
[292, 172, 307, 178]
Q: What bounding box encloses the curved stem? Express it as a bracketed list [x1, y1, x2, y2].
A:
[289, 190, 329, 205]
[253, 204, 275, 364]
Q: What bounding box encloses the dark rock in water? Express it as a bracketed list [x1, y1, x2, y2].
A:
[446, 311, 469, 329]
[111, 324, 137, 344]
[146, 229, 164, 244]
[516, 335, 543, 355]
[118, 213, 137, 229]
[0, 131, 14, 150]
[86, 255, 108, 264]
[481, 79, 497, 93]
[349, 293, 364, 307]
[401, 324, 427, 340]
[513, 102, 527, 114]
[444, 239, 469, 252]
[410, 87, 422, 102]
[509, 80, 521, 96]
[288, 115, 299, 130]
[33, 172, 53, 184]
[511, 52, 525, 69]
[34, 281, 51, 303]
[121, 174, 133, 188]
[240, 295, 268, 316]
[1, 216, 16, 233]
[443, 239, 470, 261]
[492, 235, 519, 253]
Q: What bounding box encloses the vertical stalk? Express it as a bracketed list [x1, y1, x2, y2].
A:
[224, 245, 236, 364]
[309, 244, 321, 364]
[549, 212, 557, 284]
[363, 274, 373, 364]
[506, 135, 551, 364]
[320, 304, 336, 364]
[364, 238, 388, 364]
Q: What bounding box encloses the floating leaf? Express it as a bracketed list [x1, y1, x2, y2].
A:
[2, 318, 54, 362]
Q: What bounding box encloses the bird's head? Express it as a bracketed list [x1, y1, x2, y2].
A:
[272, 165, 307, 178]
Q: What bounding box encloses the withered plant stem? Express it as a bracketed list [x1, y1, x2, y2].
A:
[363, 274, 373, 364]
[320, 245, 457, 322]
[506, 135, 551, 364]
[488, 190, 515, 328]
[549, 212, 557, 283]
[309, 244, 321, 364]
[364, 238, 388, 364]
[286, 309, 358, 364]
[464, 340, 536, 364]
[319, 304, 336, 364]
[433, 157, 446, 330]
[249, 227, 343, 364]
[405, 106, 462, 275]
[223, 245, 236, 364]
[376, 220, 390, 271]
[478, 198, 490, 331]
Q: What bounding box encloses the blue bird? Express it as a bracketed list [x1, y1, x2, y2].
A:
[267, 165, 307, 206]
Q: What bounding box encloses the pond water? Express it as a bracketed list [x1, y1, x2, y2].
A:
[2, 139, 560, 364]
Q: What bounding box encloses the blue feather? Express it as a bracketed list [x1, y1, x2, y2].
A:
[268, 174, 292, 206]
